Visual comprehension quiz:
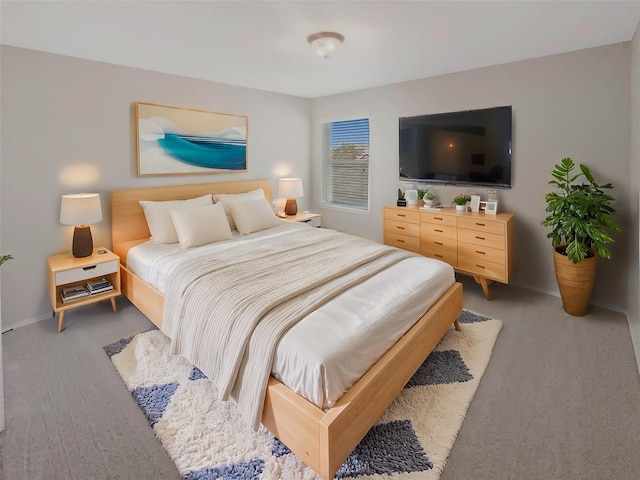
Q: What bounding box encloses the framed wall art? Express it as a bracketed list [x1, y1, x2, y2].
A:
[135, 102, 248, 176]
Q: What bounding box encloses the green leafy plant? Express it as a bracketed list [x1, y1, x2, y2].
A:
[541, 157, 622, 264]
[397, 188, 405, 200]
[453, 194, 471, 206]
[0, 254, 12, 267]
[417, 189, 435, 201]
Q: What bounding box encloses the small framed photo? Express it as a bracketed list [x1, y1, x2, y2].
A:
[484, 200, 498, 214]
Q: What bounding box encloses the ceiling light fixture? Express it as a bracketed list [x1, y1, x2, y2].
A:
[307, 31, 344, 59]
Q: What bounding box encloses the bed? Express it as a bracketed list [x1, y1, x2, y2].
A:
[111, 179, 463, 480]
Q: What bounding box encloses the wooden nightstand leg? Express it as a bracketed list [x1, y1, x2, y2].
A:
[454, 319, 462, 331]
[110, 297, 117, 313]
[57, 311, 65, 334]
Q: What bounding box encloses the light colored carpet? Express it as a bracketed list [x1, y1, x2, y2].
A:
[105, 310, 501, 480]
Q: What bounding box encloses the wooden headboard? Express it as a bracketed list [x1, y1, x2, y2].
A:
[111, 179, 271, 262]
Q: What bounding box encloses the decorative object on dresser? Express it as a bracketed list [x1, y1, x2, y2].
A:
[419, 189, 436, 208]
[60, 193, 103, 258]
[405, 189, 419, 206]
[541, 157, 622, 316]
[470, 194, 481, 213]
[397, 188, 406, 207]
[105, 310, 501, 480]
[384, 205, 514, 300]
[278, 177, 304, 216]
[452, 194, 471, 212]
[47, 248, 121, 333]
[135, 102, 247, 176]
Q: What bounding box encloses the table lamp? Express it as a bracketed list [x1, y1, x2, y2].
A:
[278, 178, 303, 216]
[60, 193, 102, 258]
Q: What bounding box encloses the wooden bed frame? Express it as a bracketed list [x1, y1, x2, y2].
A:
[111, 180, 463, 480]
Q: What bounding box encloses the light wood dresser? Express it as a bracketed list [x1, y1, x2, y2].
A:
[384, 205, 514, 299]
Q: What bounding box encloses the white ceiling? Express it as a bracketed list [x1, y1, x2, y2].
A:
[2, 1, 640, 98]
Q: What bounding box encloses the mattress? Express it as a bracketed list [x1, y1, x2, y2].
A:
[127, 221, 455, 410]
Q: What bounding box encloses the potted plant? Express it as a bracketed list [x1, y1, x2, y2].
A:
[541, 157, 622, 316]
[418, 189, 436, 207]
[453, 194, 471, 212]
[0, 254, 12, 267]
[397, 188, 406, 207]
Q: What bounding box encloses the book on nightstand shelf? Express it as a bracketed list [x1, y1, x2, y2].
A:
[61, 285, 90, 303]
[86, 277, 113, 295]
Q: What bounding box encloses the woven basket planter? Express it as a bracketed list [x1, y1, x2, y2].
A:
[552, 246, 597, 316]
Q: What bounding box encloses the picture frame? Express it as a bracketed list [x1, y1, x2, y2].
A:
[135, 102, 248, 176]
[484, 200, 498, 214]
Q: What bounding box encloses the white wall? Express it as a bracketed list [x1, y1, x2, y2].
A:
[0, 46, 311, 330]
[629, 22, 640, 369]
[311, 43, 632, 311]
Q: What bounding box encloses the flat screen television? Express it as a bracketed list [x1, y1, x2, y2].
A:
[399, 105, 512, 188]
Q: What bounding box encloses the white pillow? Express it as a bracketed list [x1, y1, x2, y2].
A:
[213, 188, 266, 231]
[169, 203, 233, 248]
[139, 194, 212, 244]
[228, 197, 280, 235]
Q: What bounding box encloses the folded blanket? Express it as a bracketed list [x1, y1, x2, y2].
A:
[162, 227, 413, 429]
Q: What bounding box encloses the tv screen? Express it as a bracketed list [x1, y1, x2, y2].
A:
[399, 106, 512, 188]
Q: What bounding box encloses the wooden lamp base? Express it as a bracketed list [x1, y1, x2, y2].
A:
[284, 198, 298, 216]
[72, 226, 94, 258]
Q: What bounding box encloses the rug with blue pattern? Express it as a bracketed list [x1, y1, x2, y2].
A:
[105, 310, 501, 479]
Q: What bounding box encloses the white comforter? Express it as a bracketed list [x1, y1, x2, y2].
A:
[127, 222, 455, 414]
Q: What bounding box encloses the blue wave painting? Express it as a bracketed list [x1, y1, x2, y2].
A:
[158, 134, 246, 170]
[137, 103, 247, 175]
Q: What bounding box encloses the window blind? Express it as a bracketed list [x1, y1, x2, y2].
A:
[326, 118, 370, 209]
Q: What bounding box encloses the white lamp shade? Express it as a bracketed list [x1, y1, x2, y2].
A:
[60, 193, 103, 226]
[278, 178, 304, 199]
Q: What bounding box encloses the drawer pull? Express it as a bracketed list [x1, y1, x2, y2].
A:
[396, 226, 405, 230]
[476, 264, 486, 269]
[475, 236, 485, 240]
[397, 239, 405, 243]
[82, 265, 97, 271]
[475, 250, 486, 255]
[475, 222, 485, 226]
[434, 217, 443, 221]
[435, 254, 443, 259]
[397, 214, 406, 217]
[435, 229, 443, 233]
[435, 241, 443, 246]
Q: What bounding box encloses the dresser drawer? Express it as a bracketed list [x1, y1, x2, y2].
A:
[458, 217, 504, 235]
[458, 242, 506, 265]
[421, 236, 457, 266]
[55, 260, 119, 285]
[385, 219, 420, 238]
[384, 232, 421, 253]
[384, 208, 420, 224]
[421, 212, 457, 227]
[421, 223, 457, 240]
[457, 229, 504, 250]
[457, 256, 507, 282]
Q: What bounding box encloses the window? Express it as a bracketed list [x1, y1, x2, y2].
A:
[323, 118, 370, 210]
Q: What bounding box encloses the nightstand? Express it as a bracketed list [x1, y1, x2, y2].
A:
[283, 212, 322, 227]
[47, 247, 121, 333]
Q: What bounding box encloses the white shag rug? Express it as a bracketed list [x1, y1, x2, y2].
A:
[105, 310, 502, 480]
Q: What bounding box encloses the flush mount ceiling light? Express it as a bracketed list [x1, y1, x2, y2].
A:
[306, 31, 344, 59]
